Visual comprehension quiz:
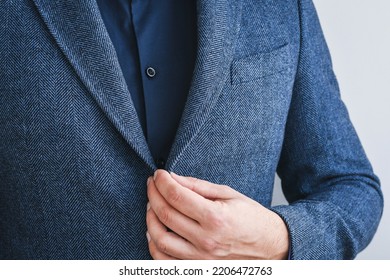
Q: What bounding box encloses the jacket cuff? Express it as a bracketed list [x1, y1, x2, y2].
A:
[271, 203, 336, 260]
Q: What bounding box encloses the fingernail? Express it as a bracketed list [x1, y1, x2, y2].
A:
[146, 202, 150, 211]
[146, 231, 151, 242]
[153, 170, 158, 180]
[147, 177, 151, 185]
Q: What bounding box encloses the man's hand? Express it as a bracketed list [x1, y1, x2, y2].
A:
[146, 170, 289, 260]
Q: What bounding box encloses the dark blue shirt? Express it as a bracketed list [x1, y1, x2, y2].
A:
[96, 0, 197, 167]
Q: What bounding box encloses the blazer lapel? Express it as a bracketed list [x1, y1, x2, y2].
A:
[32, 0, 155, 169]
[167, 0, 243, 169]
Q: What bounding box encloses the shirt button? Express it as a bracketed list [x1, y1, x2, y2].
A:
[156, 158, 165, 169]
[146, 67, 156, 78]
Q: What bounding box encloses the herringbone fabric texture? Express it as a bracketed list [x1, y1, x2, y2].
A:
[0, 0, 383, 259]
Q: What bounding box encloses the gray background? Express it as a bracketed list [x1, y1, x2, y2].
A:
[271, 0, 390, 259]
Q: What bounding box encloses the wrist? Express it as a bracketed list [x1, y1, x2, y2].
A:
[268, 211, 290, 260]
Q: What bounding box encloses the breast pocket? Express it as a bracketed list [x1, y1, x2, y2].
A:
[230, 44, 295, 85]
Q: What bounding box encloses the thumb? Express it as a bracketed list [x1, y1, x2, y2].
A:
[170, 172, 237, 200]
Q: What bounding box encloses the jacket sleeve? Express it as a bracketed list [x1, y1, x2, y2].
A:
[271, 0, 383, 259]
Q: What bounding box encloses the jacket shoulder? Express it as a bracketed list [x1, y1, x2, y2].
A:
[236, 0, 300, 58]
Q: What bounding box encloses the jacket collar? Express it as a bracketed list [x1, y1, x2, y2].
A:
[32, 0, 243, 170]
[168, 0, 243, 169]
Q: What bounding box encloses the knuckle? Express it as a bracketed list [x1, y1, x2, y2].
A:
[157, 205, 171, 225]
[201, 237, 218, 253]
[145, 210, 150, 225]
[145, 209, 153, 226]
[156, 237, 169, 254]
[167, 187, 182, 204]
[199, 237, 229, 258]
[205, 208, 225, 228]
[148, 241, 159, 260]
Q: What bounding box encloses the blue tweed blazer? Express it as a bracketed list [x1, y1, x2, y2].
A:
[0, 0, 383, 259]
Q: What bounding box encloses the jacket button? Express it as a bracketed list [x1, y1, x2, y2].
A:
[146, 67, 156, 78]
[156, 158, 165, 169]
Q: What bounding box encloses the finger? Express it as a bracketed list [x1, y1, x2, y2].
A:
[146, 208, 199, 260]
[147, 176, 202, 240]
[152, 170, 214, 222]
[170, 172, 238, 200]
[148, 238, 179, 260]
